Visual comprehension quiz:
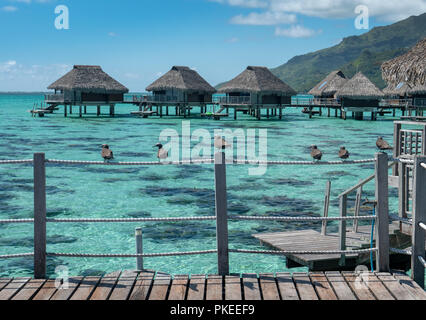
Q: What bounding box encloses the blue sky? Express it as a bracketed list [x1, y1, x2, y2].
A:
[0, 0, 425, 91]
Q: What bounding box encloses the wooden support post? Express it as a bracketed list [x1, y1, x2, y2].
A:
[64, 105, 67, 117]
[393, 123, 401, 176]
[166, 106, 169, 116]
[97, 105, 100, 116]
[84, 106, 87, 114]
[34, 153, 46, 279]
[411, 156, 426, 288]
[69, 105, 72, 114]
[160, 106, 163, 118]
[353, 185, 362, 233]
[335, 108, 338, 117]
[327, 107, 330, 117]
[234, 109, 237, 120]
[110, 105, 115, 117]
[79, 106, 82, 118]
[321, 181, 331, 236]
[279, 107, 282, 120]
[257, 107, 260, 120]
[339, 194, 347, 266]
[214, 151, 229, 276]
[375, 152, 390, 272]
[135, 228, 143, 271]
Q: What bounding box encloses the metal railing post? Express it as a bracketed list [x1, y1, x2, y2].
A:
[353, 185, 362, 233]
[214, 151, 229, 275]
[135, 228, 143, 271]
[411, 156, 426, 288]
[34, 153, 46, 279]
[338, 194, 347, 266]
[375, 152, 390, 272]
[321, 181, 331, 236]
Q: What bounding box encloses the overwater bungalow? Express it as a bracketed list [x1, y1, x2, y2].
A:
[145, 66, 216, 104]
[334, 72, 385, 120]
[218, 66, 296, 106]
[308, 70, 347, 99]
[382, 38, 426, 109]
[45, 65, 129, 117]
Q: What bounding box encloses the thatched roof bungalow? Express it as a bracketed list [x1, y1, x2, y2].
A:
[308, 70, 348, 98]
[382, 82, 413, 97]
[47, 65, 129, 105]
[218, 66, 296, 105]
[146, 66, 216, 103]
[335, 72, 384, 108]
[382, 38, 426, 88]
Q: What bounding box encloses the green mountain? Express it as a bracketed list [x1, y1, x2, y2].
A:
[271, 13, 426, 93]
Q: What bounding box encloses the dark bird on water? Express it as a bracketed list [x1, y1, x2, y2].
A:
[214, 136, 230, 150]
[154, 143, 168, 160]
[101, 144, 114, 161]
[338, 146, 350, 160]
[310, 145, 323, 161]
[376, 137, 393, 150]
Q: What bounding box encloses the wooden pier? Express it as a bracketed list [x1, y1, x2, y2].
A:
[1, 270, 425, 300]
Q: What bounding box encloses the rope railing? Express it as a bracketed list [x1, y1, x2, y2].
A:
[0, 159, 33, 165]
[229, 248, 377, 255]
[47, 250, 218, 258]
[390, 247, 412, 255]
[0, 253, 34, 259]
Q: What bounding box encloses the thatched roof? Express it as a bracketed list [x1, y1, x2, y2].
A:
[48, 65, 129, 93]
[218, 66, 296, 95]
[408, 83, 426, 95]
[335, 72, 384, 99]
[308, 70, 348, 97]
[382, 81, 413, 96]
[382, 38, 426, 86]
[146, 66, 216, 93]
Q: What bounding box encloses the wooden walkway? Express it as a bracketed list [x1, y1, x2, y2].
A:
[253, 222, 408, 271]
[0, 270, 424, 300]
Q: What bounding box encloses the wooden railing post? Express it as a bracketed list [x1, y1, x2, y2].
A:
[338, 194, 347, 266]
[321, 181, 331, 236]
[34, 153, 46, 279]
[411, 156, 426, 288]
[135, 228, 143, 271]
[214, 151, 229, 276]
[375, 152, 390, 272]
[353, 185, 362, 233]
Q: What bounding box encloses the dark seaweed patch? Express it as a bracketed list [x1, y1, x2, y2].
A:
[268, 178, 314, 187]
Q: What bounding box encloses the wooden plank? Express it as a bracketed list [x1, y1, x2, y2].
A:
[148, 273, 171, 300]
[168, 275, 189, 300]
[224, 275, 242, 300]
[393, 273, 426, 300]
[109, 270, 138, 300]
[32, 279, 58, 300]
[276, 273, 299, 300]
[11, 279, 45, 300]
[309, 273, 337, 300]
[206, 275, 223, 300]
[89, 271, 121, 300]
[342, 272, 376, 300]
[0, 278, 30, 300]
[362, 273, 394, 300]
[292, 273, 318, 300]
[69, 276, 101, 300]
[0, 279, 12, 292]
[259, 274, 280, 300]
[50, 277, 82, 300]
[242, 274, 261, 300]
[325, 271, 356, 300]
[186, 275, 206, 301]
[376, 273, 418, 300]
[128, 271, 154, 301]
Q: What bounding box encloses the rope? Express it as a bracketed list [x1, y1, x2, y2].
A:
[390, 247, 412, 255]
[47, 216, 216, 223]
[421, 163, 426, 170]
[47, 249, 217, 258]
[232, 159, 376, 165]
[418, 256, 426, 268]
[0, 253, 34, 259]
[229, 248, 377, 255]
[229, 215, 376, 221]
[0, 219, 34, 224]
[419, 222, 426, 231]
[46, 159, 214, 166]
[0, 159, 33, 165]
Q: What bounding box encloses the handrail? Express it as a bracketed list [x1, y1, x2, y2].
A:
[338, 161, 395, 198]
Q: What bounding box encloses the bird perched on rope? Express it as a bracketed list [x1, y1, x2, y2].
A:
[310, 145, 323, 161]
[154, 143, 168, 160]
[338, 146, 350, 160]
[214, 136, 230, 150]
[376, 136, 393, 151]
[101, 144, 114, 161]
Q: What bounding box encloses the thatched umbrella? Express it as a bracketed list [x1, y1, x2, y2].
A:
[382, 38, 426, 87]
[48, 65, 129, 94]
[335, 72, 384, 99]
[308, 70, 348, 97]
[146, 66, 216, 93]
[218, 66, 296, 95]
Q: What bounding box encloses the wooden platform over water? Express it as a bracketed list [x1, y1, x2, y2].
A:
[253, 222, 410, 271]
[1, 270, 424, 300]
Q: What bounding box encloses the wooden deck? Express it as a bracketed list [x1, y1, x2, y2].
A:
[1, 270, 424, 300]
[253, 222, 411, 271]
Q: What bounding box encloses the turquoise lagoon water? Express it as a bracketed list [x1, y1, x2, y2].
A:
[0, 94, 399, 278]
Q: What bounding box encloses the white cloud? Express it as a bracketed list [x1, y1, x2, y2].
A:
[210, 0, 268, 8]
[230, 11, 296, 25]
[108, 32, 117, 37]
[1, 6, 18, 12]
[226, 37, 239, 43]
[275, 25, 321, 38]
